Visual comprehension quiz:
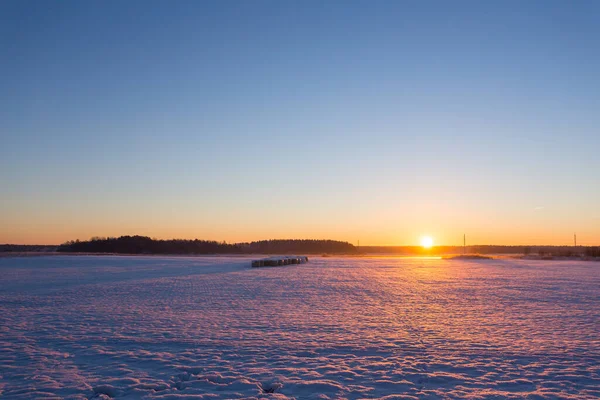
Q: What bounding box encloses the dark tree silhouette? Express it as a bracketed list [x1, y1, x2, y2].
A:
[57, 236, 357, 255]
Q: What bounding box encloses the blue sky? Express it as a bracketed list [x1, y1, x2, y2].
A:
[2, 0, 599, 245]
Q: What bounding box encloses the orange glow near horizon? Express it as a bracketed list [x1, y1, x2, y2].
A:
[1, 212, 599, 246]
[420, 236, 434, 248]
[1, 227, 599, 247]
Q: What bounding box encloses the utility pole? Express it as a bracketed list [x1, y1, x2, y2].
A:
[574, 233, 577, 247]
[463, 234, 466, 255]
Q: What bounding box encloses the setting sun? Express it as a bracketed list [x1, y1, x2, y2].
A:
[421, 236, 434, 248]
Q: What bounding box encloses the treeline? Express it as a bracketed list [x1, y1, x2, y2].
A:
[477, 245, 600, 257]
[57, 236, 357, 255]
[241, 239, 356, 254]
[58, 236, 241, 254]
[585, 247, 600, 257]
[0, 244, 57, 252]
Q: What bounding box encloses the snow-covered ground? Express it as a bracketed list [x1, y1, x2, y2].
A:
[1, 256, 599, 399]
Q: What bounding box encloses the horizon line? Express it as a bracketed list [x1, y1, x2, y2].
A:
[2, 237, 598, 248]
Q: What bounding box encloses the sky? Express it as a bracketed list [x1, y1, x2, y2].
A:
[1, 0, 599, 246]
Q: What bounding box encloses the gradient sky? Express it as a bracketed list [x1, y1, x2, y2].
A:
[2, 0, 599, 245]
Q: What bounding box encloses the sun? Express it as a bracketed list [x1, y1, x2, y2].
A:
[420, 236, 434, 248]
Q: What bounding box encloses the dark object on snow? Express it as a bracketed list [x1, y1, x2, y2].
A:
[251, 256, 309, 267]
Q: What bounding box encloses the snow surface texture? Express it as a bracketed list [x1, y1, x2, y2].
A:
[0, 256, 599, 399]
